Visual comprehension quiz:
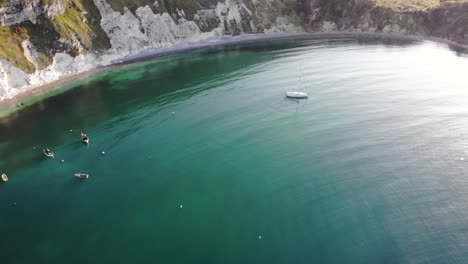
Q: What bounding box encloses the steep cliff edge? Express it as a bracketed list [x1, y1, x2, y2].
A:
[303, 0, 468, 44]
[0, 0, 301, 98]
[0, 0, 467, 100]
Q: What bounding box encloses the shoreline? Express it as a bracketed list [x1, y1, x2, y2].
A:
[115, 32, 468, 66]
[1, 31, 467, 118]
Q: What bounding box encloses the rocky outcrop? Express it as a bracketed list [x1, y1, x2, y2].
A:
[0, 0, 467, 100]
[303, 0, 468, 44]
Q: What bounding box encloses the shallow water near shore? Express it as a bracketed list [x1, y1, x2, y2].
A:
[1, 37, 468, 263]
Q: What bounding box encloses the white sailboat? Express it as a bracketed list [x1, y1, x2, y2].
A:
[285, 91, 308, 99]
[285, 63, 309, 99]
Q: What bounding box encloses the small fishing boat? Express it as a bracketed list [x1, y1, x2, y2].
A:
[1, 174, 8, 182]
[74, 173, 89, 179]
[81, 132, 89, 144]
[43, 148, 54, 158]
[285, 91, 308, 99]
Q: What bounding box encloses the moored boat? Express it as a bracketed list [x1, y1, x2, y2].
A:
[1, 174, 8, 182]
[285, 91, 308, 99]
[81, 132, 89, 144]
[43, 148, 54, 158]
[74, 173, 89, 179]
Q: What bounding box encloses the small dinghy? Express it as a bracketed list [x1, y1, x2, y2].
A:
[285, 91, 308, 99]
[81, 132, 89, 145]
[74, 173, 89, 179]
[1, 174, 8, 182]
[43, 148, 54, 158]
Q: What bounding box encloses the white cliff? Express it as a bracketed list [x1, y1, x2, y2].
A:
[0, 0, 303, 100]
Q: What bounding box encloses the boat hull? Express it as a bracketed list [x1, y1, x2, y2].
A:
[285, 91, 308, 99]
[74, 174, 89, 179]
[1, 174, 8, 182]
[43, 150, 54, 159]
[81, 133, 89, 144]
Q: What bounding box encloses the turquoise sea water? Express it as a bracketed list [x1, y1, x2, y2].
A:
[1, 37, 468, 263]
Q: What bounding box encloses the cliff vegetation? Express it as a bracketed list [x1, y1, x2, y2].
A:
[0, 0, 110, 72]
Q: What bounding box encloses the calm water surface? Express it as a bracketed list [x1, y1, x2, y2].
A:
[1, 37, 468, 263]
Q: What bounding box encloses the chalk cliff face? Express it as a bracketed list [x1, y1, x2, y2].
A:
[0, 0, 302, 99]
[0, 0, 467, 99]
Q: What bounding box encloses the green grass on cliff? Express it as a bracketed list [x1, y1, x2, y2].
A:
[0, 27, 36, 73]
[51, 0, 111, 51]
[42, 0, 86, 10]
[52, 7, 94, 51]
[0, 0, 110, 73]
[373, 0, 468, 11]
[373, 0, 439, 12]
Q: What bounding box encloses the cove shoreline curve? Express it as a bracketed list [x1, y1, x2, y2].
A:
[0, 31, 467, 119]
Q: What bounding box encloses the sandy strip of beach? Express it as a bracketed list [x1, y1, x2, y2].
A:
[0, 32, 466, 118]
